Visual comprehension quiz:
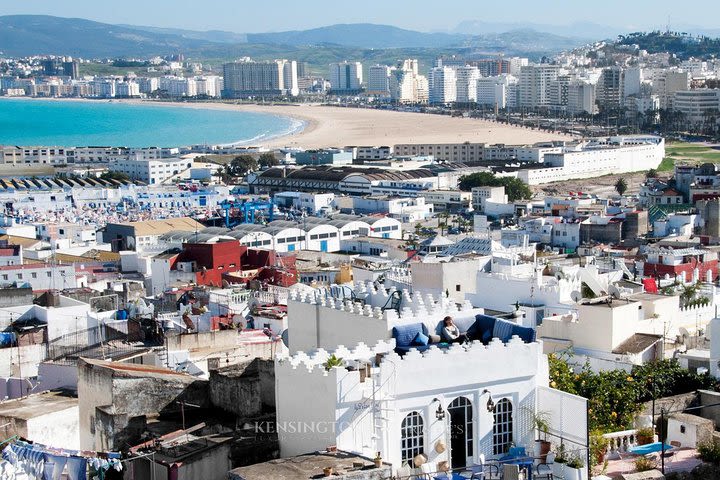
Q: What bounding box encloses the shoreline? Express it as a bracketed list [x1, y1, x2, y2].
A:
[1, 96, 571, 149]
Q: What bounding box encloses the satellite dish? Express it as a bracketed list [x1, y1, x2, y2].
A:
[570, 291, 582, 302]
[679, 327, 690, 340]
[280, 329, 289, 347]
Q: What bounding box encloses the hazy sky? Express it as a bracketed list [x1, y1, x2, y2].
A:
[3, 0, 719, 32]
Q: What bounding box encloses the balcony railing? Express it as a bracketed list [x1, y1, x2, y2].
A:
[602, 429, 638, 456]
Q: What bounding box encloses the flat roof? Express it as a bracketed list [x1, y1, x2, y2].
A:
[228, 451, 386, 480]
[113, 217, 205, 236]
[0, 391, 77, 420]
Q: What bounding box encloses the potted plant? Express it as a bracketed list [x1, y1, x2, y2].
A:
[373, 452, 383, 468]
[323, 354, 344, 371]
[530, 410, 552, 462]
[323, 466, 333, 477]
[565, 454, 586, 480]
[636, 426, 654, 446]
[552, 444, 568, 479]
[590, 432, 609, 467]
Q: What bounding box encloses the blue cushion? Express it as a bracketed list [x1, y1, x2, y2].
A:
[493, 319, 515, 342]
[472, 314, 497, 344]
[510, 323, 536, 343]
[392, 323, 428, 347]
[412, 331, 429, 346]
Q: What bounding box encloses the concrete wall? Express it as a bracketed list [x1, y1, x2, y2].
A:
[0, 396, 79, 450]
[28, 404, 81, 450]
[165, 330, 239, 352]
[209, 359, 274, 417]
[177, 442, 232, 480]
[410, 260, 480, 304]
[37, 361, 79, 392]
[699, 390, 720, 430]
[0, 344, 46, 378]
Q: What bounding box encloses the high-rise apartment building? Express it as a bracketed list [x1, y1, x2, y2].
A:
[477, 74, 518, 109]
[455, 66, 480, 103]
[389, 60, 427, 104]
[222, 59, 298, 98]
[429, 66, 457, 104]
[652, 69, 690, 110]
[596, 67, 623, 110]
[518, 65, 560, 108]
[328, 62, 363, 92]
[368, 65, 392, 95]
[673, 89, 720, 127]
[566, 81, 596, 115]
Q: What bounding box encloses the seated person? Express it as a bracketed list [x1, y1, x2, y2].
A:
[441, 316, 463, 343]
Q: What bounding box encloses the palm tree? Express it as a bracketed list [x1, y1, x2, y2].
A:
[615, 177, 628, 196]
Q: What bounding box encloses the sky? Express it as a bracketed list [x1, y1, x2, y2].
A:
[3, 0, 720, 33]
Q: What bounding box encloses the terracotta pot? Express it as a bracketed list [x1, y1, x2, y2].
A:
[536, 440, 551, 463]
[323, 466, 333, 477]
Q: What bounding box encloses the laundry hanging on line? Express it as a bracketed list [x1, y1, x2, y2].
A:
[1, 439, 122, 480]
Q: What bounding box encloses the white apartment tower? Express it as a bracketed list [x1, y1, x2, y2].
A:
[329, 61, 363, 92]
[455, 66, 481, 103]
[477, 74, 518, 109]
[429, 66, 457, 104]
[652, 69, 690, 110]
[389, 59, 428, 104]
[518, 64, 560, 108]
[222, 59, 298, 98]
[566, 81, 596, 115]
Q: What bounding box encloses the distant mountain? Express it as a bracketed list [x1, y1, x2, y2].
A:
[117, 24, 248, 44]
[0, 15, 215, 57]
[454, 20, 622, 41]
[465, 29, 590, 56]
[0, 15, 587, 61]
[246, 23, 467, 49]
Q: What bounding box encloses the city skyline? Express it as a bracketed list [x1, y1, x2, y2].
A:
[2, 0, 720, 35]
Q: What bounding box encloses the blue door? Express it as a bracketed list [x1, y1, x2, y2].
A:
[320, 240, 328, 252]
[287, 244, 295, 252]
[383, 233, 390, 239]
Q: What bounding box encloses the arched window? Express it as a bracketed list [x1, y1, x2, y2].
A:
[401, 411, 424, 464]
[493, 398, 513, 455]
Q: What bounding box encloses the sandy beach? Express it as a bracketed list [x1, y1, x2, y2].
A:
[220, 104, 572, 149]
[7, 97, 571, 149]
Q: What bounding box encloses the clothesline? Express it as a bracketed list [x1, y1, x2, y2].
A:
[1, 437, 123, 480]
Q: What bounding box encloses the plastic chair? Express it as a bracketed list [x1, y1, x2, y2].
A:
[536, 452, 555, 479]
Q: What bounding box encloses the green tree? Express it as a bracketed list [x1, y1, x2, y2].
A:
[614, 177, 628, 196]
[258, 152, 279, 168]
[458, 172, 532, 202]
[645, 168, 658, 179]
[228, 154, 258, 177]
[100, 171, 131, 182]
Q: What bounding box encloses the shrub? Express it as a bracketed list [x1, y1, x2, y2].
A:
[698, 441, 720, 465]
[567, 455, 585, 469]
[635, 455, 656, 472]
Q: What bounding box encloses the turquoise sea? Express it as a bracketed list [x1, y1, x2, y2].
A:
[0, 98, 302, 148]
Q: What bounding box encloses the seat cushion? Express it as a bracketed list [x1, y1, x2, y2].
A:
[471, 314, 497, 344]
[412, 331, 429, 346]
[392, 323, 427, 347]
[493, 319, 515, 342]
[510, 323, 536, 343]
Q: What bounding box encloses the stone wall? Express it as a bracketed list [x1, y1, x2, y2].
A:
[209, 358, 274, 417]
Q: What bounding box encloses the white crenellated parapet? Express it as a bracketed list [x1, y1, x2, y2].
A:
[277, 339, 397, 374]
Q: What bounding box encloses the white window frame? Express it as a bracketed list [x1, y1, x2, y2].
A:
[493, 398, 513, 455]
[400, 411, 425, 465]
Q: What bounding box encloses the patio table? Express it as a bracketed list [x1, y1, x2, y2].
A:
[629, 442, 673, 455]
